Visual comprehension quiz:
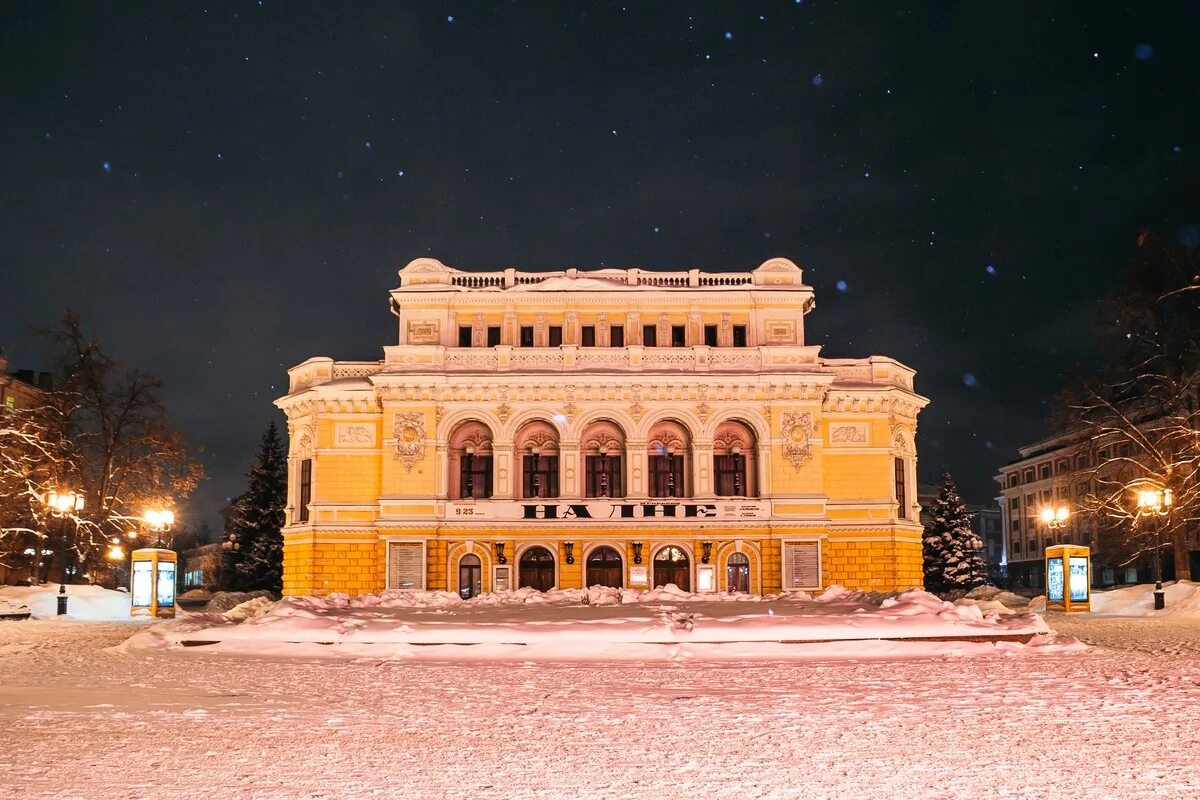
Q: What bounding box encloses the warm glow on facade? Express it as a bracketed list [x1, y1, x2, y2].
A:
[275, 258, 929, 597]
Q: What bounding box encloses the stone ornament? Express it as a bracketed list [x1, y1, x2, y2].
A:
[781, 411, 814, 470]
[393, 412, 426, 471]
[335, 423, 375, 447]
[829, 423, 868, 445]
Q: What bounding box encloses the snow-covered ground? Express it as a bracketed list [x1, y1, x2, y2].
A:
[117, 584, 1058, 662]
[1, 587, 1199, 798]
[0, 583, 131, 620]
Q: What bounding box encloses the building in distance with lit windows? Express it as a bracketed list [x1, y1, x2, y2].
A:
[275, 257, 929, 598]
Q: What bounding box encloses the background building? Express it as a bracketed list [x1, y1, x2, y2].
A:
[276, 258, 929, 597]
[0, 354, 51, 585]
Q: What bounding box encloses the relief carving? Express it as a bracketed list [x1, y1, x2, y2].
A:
[830, 423, 868, 445]
[781, 411, 814, 470]
[393, 412, 426, 472]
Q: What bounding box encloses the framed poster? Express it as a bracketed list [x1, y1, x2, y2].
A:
[131, 561, 152, 608]
[1047, 557, 1064, 603]
[1068, 556, 1089, 602]
[493, 565, 511, 592]
[629, 566, 648, 585]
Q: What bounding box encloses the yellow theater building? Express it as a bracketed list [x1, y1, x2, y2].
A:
[275, 257, 929, 598]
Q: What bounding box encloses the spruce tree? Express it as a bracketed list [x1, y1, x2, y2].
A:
[922, 473, 988, 595]
[221, 421, 287, 593]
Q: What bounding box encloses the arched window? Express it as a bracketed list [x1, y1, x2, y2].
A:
[891, 428, 914, 519]
[713, 420, 756, 497]
[653, 545, 690, 591]
[581, 420, 625, 498]
[518, 546, 556, 592]
[450, 421, 493, 499]
[516, 420, 560, 499]
[647, 420, 690, 498]
[458, 554, 482, 599]
[585, 546, 624, 588]
[726, 552, 750, 593]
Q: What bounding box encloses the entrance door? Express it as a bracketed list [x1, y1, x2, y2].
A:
[586, 546, 624, 588]
[726, 552, 750, 593]
[518, 546, 556, 591]
[458, 554, 482, 599]
[653, 545, 690, 591]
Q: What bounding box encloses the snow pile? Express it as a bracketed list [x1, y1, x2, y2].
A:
[0, 596, 32, 619]
[120, 585, 1056, 661]
[1089, 580, 1200, 618]
[0, 584, 131, 620]
[955, 585, 1039, 615]
[203, 590, 275, 612]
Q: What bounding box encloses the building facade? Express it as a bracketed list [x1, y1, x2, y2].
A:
[275, 258, 929, 598]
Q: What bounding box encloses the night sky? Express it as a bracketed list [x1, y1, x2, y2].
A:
[4, 2, 1197, 530]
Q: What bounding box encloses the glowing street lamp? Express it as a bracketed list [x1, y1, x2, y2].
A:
[142, 507, 175, 547]
[44, 489, 84, 615]
[1135, 487, 1173, 610]
[1039, 505, 1071, 530]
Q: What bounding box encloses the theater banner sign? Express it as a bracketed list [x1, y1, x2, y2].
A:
[445, 500, 771, 521]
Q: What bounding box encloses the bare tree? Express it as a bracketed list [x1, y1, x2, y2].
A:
[36, 312, 205, 580]
[1060, 230, 1200, 580]
[0, 400, 74, 578]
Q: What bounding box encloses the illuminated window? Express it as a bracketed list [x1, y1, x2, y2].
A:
[298, 459, 312, 522]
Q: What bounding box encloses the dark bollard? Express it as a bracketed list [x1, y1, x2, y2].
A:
[57, 585, 68, 616]
[1154, 583, 1165, 611]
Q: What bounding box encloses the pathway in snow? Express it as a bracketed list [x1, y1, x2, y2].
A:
[1, 618, 1198, 799]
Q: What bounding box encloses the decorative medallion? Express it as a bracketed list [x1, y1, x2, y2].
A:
[781, 411, 814, 470]
[562, 401, 578, 422]
[496, 402, 513, 423]
[628, 401, 646, 422]
[393, 412, 426, 472]
[694, 401, 713, 422]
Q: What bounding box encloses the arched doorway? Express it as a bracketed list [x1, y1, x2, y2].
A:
[586, 546, 624, 588]
[458, 554, 482, 600]
[727, 552, 750, 593]
[518, 546, 556, 592]
[653, 545, 690, 591]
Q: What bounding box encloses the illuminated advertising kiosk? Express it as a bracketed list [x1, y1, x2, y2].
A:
[1045, 544, 1090, 613]
[130, 548, 177, 618]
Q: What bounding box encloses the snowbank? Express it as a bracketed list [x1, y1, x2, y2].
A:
[1088, 580, 1200, 618]
[0, 584, 131, 620]
[119, 585, 1057, 661]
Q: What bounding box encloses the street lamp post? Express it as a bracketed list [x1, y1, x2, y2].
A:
[45, 489, 84, 615]
[1136, 488, 1172, 611]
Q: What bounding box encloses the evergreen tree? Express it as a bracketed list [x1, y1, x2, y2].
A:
[922, 473, 988, 594]
[221, 421, 286, 592]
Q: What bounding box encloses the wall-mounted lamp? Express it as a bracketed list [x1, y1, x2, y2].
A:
[564, 541, 575, 565]
[494, 541, 507, 565]
[632, 541, 643, 564]
[701, 540, 713, 564]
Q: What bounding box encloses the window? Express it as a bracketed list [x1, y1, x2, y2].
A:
[1024, 468, 1034, 483]
[459, 452, 493, 499]
[486, 326, 501, 346]
[671, 325, 686, 347]
[1009, 498, 1019, 510]
[522, 454, 559, 498]
[1007, 473, 1018, 488]
[610, 325, 624, 347]
[643, 325, 658, 347]
[458, 326, 472, 347]
[387, 542, 425, 591]
[894, 457, 907, 518]
[715, 454, 747, 496]
[732, 325, 747, 347]
[1057, 459, 1069, 475]
[1040, 464, 1051, 480]
[519, 326, 534, 347]
[704, 325, 718, 347]
[298, 458, 312, 522]
[649, 454, 684, 498]
[585, 455, 623, 497]
[783, 541, 820, 590]
[1012, 539, 1021, 554]
[581, 325, 596, 347]
[548, 326, 563, 347]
